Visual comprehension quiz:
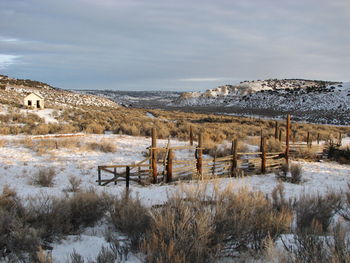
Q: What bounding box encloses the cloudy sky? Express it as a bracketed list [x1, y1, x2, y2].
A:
[0, 0, 349, 91]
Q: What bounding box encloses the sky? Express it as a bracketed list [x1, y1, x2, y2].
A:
[0, 0, 349, 91]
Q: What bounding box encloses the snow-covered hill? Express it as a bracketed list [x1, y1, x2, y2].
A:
[0, 75, 118, 108]
[172, 79, 350, 125]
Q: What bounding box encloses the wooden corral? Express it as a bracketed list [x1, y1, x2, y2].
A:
[96, 114, 340, 189]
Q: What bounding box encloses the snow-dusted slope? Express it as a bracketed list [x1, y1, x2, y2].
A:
[0, 75, 118, 108]
[173, 79, 350, 125]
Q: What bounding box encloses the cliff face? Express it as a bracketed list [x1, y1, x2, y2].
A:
[172, 79, 350, 125]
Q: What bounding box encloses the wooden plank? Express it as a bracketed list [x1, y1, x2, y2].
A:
[149, 145, 197, 151]
[238, 152, 262, 155]
[99, 164, 150, 169]
[172, 160, 196, 164]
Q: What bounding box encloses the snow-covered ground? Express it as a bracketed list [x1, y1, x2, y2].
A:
[20, 108, 60, 124]
[0, 134, 349, 262]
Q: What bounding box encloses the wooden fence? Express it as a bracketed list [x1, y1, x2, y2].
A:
[97, 131, 286, 188]
[97, 115, 341, 188]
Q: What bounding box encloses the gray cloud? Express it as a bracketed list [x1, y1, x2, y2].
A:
[0, 0, 349, 91]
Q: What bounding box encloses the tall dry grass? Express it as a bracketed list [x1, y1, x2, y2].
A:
[140, 184, 292, 262]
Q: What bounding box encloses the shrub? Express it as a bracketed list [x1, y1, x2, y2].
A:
[275, 163, 289, 181]
[141, 185, 292, 262]
[213, 187, 292, 251]
[283, 223, 350, 263]
[85, 141, 117, 153]
[340, 183, 350, 222]
[26, 195, 72, 241]
[295, 193, 341, 233]
[65, 175, 82, 192]
[26, 190, 110, 241]
[85, 122, 105, 134]
[0, 187, 41, 261]
[30, 124, 50, 135]
[328, 145, 350, 164]
[267, 139, 284, 152]
[70, 250, 85, 263]
[69, 190, 109, 231]
[142, 190, 216, 263]
[109, 191, 151, 249]
[31, 168, 56, 187]
[290, 163, 302, 184]
[271, 182, 290, 212]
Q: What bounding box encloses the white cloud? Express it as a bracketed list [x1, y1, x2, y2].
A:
[0, 54, 20, 69]
[0, 36, 20, 42]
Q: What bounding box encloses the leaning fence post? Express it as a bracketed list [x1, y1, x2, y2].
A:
[261, 137, 266, 174]
[190, 126, 194, 146]
[166, 149, 173, 183]
[317, 133, 320, 145]
[196, 133, 203, 178]
[285, 114, 290, 165]
[126, 166, 130, 189]
[98, 166, 101, 186]
[151, 127, 157, 184]
[231, 139, 238, 177]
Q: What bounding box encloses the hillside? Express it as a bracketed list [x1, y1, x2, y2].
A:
[0, 75, 118, 108]
[172, 79, 350, 125]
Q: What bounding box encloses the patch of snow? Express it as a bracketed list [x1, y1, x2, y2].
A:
[20, 108, 60, 124]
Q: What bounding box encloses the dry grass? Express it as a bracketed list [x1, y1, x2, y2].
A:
[85, 140, 117, 153]
[2, 101, 348, 151]
[140, 184, 292, 262]
[295, 193, 341, 233]
[18, 137, 117, 155]
[65, 175, 82, 192]
[290, 163, 303, 184]
[31, 168, 56, 187]
[109, 191, 151, 250]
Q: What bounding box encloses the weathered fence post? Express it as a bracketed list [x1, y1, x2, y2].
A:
[114, 167, 117, 185]
[338, 132, 342, 146]
[306, 131, 311, 148]
[260, 129, 263, 151]
[190, 126, 194, 146]
[317, 133, 320, 145]
[166, 149, 173, 183]
[196, 133, 203, 178]
[151, 127, 157, 184]
[231, 139, 238, 177]
[126, 166, 130, 189]
[285, 114, 290, 165]
[274, 121, 278, 140]
[98, 166, 101, 186]
[212, 152, 216, 176]
[261, 137, 266, 174]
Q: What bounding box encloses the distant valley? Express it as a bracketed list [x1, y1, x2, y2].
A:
[82, 79, 350, 125]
